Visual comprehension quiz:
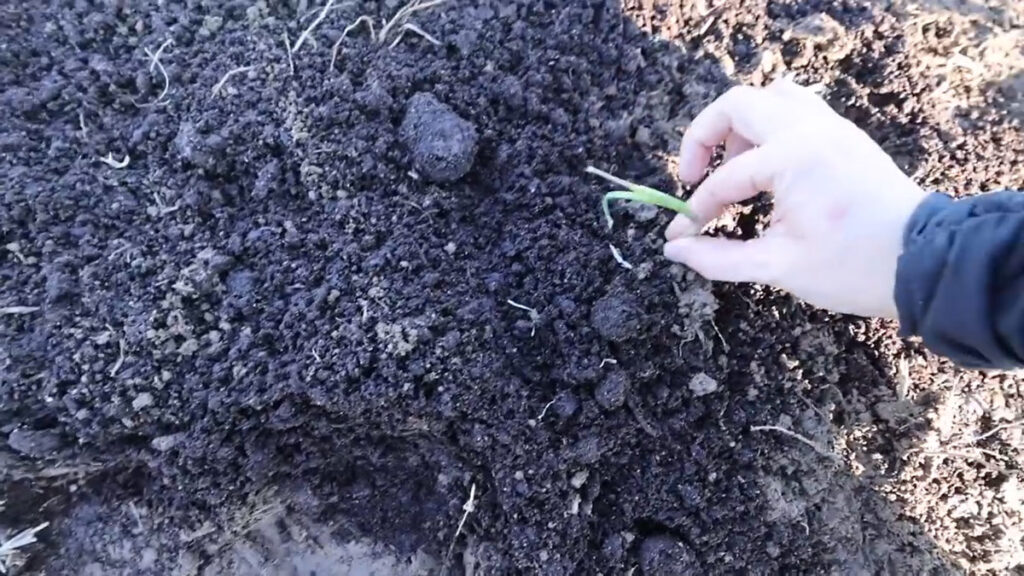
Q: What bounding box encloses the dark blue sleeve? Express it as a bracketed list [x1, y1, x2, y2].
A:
[895, 190, 1024, 369]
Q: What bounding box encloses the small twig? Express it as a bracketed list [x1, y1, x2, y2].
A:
[292, 0, 336, 53]
[948, 418, 1024, 447]
[445, 483, 477, 566]
[599, 358, 618, 368]
[0, 306, 39, 315]
[388, 22, 442, 48]
[330, 16, 377, 71]
[282, 33, 295, 75]
[211, 65, 256, 96]
[506, 299, 540, 337]
[99, 153, 130, 169]
[608, 244, 634, 270]
[109, 338, 126, 377]
[77, 110, 88, 139]
[751, 425, 839, 462]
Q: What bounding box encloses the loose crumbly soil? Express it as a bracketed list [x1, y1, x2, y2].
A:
[1, 1, 1022, 574]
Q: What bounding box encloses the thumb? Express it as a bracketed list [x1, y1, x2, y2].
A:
[663, 236, 786, 284]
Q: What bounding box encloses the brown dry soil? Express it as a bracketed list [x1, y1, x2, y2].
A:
[2, 1, 1023, 575]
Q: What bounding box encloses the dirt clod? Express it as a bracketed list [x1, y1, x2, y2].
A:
[590, 291, 643, 342]
[595, 370, 629, 410]
[399, 92, 478, 183]
[639, 535, 699, 576]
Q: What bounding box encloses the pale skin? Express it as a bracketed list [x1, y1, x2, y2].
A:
[663, 78, 929, 319]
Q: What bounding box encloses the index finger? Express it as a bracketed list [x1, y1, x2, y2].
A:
[678, 85, 788, 183]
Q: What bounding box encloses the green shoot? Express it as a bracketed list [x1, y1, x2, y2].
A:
[585, 166, 696, 229]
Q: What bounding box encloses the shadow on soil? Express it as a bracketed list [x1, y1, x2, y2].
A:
[0, 0, 966, 574]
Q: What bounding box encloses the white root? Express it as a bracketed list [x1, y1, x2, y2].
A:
[109, 338, 126, 377]
[211, 65, 256, 96]
[608, 244, 634, 270]
[506, 299, 540, 337]
[949, 418, 1024, 447]
[139, 38, 174, 106]
[292, 0, 336, 53]
[283, 33, 295, 75]
[536, 398, 557, 421]
[751, 425, 839, 462]
[99, 153, 130, 169]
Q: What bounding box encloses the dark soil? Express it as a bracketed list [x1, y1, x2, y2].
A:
[1, 1, 1021, 575]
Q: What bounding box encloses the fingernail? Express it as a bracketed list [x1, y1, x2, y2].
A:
[663, 237, 696, 262]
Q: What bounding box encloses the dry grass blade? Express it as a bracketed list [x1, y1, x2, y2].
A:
[379, 0, 447, 44]
[211, 65, 256, 96]
[0, 306, 39, 315]
[330, 15, 377, 71]
[1, 522, 49, 574]
[388, 22, 442, 48]
[444, 483, 477, 569]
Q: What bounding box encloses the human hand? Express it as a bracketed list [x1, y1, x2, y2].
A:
[663, 79, 928, 318]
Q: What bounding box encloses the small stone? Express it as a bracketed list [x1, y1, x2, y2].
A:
[132, 392, 154, 410]
[8, 428, 63, 458]
[601, 533, 624, 562]
[178, 338, 200, 356]
[399, 93, 478, 182]
[253, 161, 280, 200]
[569, 435, 603, 465]
[570, 470, 589, 489]
[688, 372, 718, 397]
[151, 433, 184, 452]
[595, 371, 628, 410]
[199, 15, 223, 36]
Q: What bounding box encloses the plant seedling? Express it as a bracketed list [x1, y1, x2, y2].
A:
[585, 166, 697, 229]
